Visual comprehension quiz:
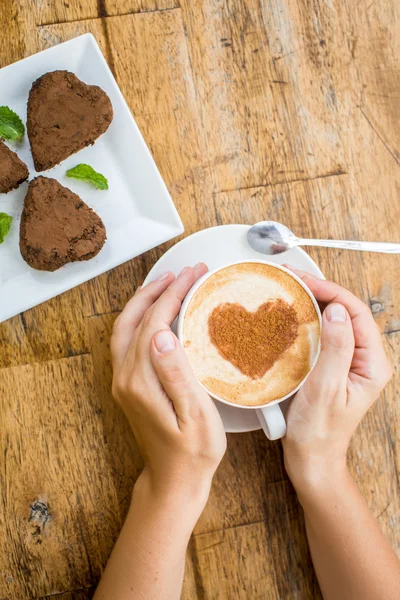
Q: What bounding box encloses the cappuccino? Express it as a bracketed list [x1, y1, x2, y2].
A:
[181, 262, 320, 406]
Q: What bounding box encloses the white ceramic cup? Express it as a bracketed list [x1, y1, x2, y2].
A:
[176, 260, 322, 441]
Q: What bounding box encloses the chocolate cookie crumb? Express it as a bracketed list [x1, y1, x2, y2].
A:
[27, 71, 113, 172]
[0, 140, 29, 193]
[20, 176, 106, 271]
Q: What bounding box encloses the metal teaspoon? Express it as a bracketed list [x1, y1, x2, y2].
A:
[247, 221, 400, 255]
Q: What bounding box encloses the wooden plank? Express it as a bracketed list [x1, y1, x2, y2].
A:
[37, 18, 108, 57]
[192, 496, 322, 600]
[377, 332, 400, 555]
[36, 587, 95, 600]
[179, 0, 345, 193]
[105, 0, 178, 17]
[30, 0, 179, 26]
[0, 317, 35, 369]
[0, 355, 123, 600]
[0, 2, 38, 67]
[179, 0, 400, 200]
[32, 0, 99, 26]
[0, 288, 90, 368]
[195, 430, 286, 535]
[87, 313, 143, 505]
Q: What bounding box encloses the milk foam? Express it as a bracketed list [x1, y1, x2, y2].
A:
[182, 263, 320, 406]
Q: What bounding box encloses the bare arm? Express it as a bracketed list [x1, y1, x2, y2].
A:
[94, 473, 208, 600]
[283, 267, 400, 600]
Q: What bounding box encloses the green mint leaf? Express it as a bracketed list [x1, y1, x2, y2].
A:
[0, 106, 25, 141]
[66, 164, 109, 190]
[0, 213, 13, 244]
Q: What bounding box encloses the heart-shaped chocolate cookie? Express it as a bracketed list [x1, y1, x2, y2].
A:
[0, 139, 29, 193]
[20, 176, 106, 272]
[27, 71, 113, 171]
[208, 299, 299, 379]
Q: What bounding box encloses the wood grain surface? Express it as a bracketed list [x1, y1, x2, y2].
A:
[0, 0, 399, 598]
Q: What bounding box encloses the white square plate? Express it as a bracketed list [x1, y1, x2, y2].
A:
[0, 34, 183, 323]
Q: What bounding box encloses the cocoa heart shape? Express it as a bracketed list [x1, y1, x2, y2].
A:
[20, 176, 106, 272]
[208, 299, 299, 379]
[27, 71, 113, 172]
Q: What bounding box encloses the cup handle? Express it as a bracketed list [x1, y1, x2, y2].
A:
[255, 404, 287, 440]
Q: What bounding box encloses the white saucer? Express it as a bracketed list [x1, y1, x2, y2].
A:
[144, 225, 324, 433]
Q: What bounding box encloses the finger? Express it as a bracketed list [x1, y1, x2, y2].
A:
[307, 303, 354, 400]
[111, 271, 175, 370]
[283, 264, 322, 280]
[125, 263, 208, 382]
[285, 266, 381, 350]
[150, 329, 215, 424]
[148, 263, 208, 328]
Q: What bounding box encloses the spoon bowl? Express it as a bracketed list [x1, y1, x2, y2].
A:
[247, 221, 299, 255]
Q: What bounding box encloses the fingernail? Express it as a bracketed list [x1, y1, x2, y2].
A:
[283, 263, 296, 270]
[178, 266, 190, 278]
[157, 271, 170, 281]
[154, 330, 176, 353]
[194, 262, 204, 271]
[326, 303, 346, 323]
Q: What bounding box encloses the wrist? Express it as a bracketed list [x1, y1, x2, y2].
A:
[284, 451, 349, 501]
[133, 469, 211, 524]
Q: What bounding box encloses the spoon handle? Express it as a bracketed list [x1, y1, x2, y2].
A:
[298, 238, 400, 254]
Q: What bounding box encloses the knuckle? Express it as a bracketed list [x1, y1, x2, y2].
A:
[313, 379, 343, 402]
[188, 401, 205, 422]
[162, 287, 181, 309]
[127, 371, 147, 399]
[141, 308, 153, 329]
[163, 287, 177, 301]
[324, 329, 349, 350]
[162, 364, 187, 386]
[112, 369, 147, 403]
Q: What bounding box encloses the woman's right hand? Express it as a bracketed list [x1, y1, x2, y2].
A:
[282, 267, 392, 494]
[110, 265, 226, 508]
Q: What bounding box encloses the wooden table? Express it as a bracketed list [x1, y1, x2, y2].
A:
[1, 1, 399, 598]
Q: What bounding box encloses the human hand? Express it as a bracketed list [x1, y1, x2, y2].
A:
[282, 267, 392, 494]
[110, 264, 226, 511]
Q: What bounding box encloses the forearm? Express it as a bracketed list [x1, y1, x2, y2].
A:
[296, 467, 400, 600]
[94, 472, 208, 600]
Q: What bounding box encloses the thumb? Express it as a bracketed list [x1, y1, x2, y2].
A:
[150, 329, 212, 421]
[308, 303, 354, 395]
